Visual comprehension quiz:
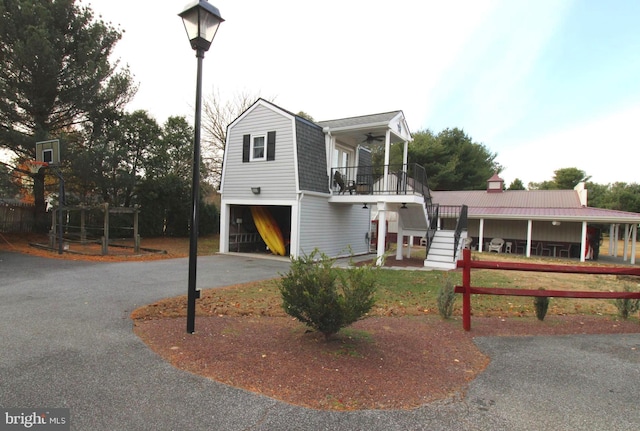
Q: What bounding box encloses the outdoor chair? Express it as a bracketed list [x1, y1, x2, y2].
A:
[540, 242, 552, 256]
[464, 237, 473, 249]
[487, 238, 504, 253]
[558, 243, 572, 258]
[333, 171, 355, 195]
[531, 241, 542, 256]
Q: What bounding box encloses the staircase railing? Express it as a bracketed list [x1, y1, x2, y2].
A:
[453, 205, 468, 261]
[424, 203, 439, 258]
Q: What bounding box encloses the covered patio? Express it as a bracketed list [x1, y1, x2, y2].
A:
[431, 179, 640, 265]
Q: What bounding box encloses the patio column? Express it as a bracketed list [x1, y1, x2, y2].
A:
[631, 224, 637, 265]
[396, 222, 404, 261]
[580, 221, 587, 262]
[478, 218, 485, 252]
[376, 202, 387, 266]
[623, 224, 630, 262]
[526, 219, 533, 257]
[219, 203, 231, 253]
[609, 224, 615, 256]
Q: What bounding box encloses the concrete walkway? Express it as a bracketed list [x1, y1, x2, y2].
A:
[1, 250, 639, 430]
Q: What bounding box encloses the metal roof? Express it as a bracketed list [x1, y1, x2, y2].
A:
[431, 190, 640, 223]
[432, 190, 582, 208]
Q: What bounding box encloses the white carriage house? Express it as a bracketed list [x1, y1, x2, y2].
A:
[218, 99, 435, 266]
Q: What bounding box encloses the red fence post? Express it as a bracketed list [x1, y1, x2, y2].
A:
[462, 248, 471, 331]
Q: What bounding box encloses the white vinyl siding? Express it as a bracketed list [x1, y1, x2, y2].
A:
[298, 195, 370, 257]
[222, 104, 297, 200]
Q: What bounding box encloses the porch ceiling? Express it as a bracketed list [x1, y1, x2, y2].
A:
[318, 111, 408, 148]
[327, 126, 406, 148]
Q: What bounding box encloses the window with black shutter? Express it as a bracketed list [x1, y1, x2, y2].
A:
[242, 131, 276, 162]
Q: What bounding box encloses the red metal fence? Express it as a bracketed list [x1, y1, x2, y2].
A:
[454, 248, 640, 331]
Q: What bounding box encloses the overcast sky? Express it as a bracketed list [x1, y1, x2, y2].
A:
[81, 0, 640, 187]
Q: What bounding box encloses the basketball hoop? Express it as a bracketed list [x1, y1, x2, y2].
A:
[26, 160, 48, 174]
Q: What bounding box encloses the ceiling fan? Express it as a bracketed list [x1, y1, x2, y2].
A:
[362, 132, 385, 144]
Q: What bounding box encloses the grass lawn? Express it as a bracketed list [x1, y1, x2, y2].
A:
[135, 241, 640, 322]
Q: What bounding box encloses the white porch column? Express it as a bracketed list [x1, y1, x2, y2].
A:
[478, 218, 485, 252]
[219, 203, 230, 253]
[526, 219, 533, 258]
[396, 222, 404, 261]
[609, 224, 615, 256]
[580, 221, 587, 262]
[407, 235, 413, 258]
[376, 202, 387, 266]
[623, 224, 630, 261]
[289, 199, 300, 259]
[383, 130, 391, 189]
[402, 139, 408, 170]
[631, 224, 637, 265]
[614, 224, 620, 257]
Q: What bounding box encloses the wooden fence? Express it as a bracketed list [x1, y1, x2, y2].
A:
[0, 201, 34, 233]
[455, 248, 640, 331]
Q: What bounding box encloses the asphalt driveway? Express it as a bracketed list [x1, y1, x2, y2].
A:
[1, 250, 639, 430]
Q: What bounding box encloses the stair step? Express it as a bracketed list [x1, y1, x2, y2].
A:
[423, 260, 457, 270]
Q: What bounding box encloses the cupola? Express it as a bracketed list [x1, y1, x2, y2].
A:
[486, 173, 504, 193]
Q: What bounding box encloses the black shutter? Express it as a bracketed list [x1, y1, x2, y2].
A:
[242, 134, 250, 162]
[267, 131, 276, 161]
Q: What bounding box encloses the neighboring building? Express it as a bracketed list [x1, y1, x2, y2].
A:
[431, 174, 640, 264]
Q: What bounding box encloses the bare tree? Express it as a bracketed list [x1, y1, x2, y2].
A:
[201, 88, 270, 188]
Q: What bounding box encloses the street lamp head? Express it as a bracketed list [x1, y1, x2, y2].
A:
[179, 0, 224, 52]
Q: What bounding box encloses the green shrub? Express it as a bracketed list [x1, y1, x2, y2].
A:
[278, 250, 377, 340]
[534, 288, 550, 321]
[437, 275, 456, 319]
[614, 285, 640, 319]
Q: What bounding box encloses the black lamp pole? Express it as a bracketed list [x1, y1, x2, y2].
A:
[179, 0, 224, 334]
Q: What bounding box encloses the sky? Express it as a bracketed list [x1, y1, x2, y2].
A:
[79, 0, 640, 187]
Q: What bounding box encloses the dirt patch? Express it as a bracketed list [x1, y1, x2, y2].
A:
[133, 313, 640, 411]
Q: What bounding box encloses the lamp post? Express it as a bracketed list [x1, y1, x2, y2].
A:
[179, 0, 224, 334]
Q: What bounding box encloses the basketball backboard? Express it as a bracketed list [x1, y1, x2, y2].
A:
[36, 139, 60, 165]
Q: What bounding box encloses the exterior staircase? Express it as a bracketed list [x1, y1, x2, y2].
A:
[423, 229, 465, 270]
